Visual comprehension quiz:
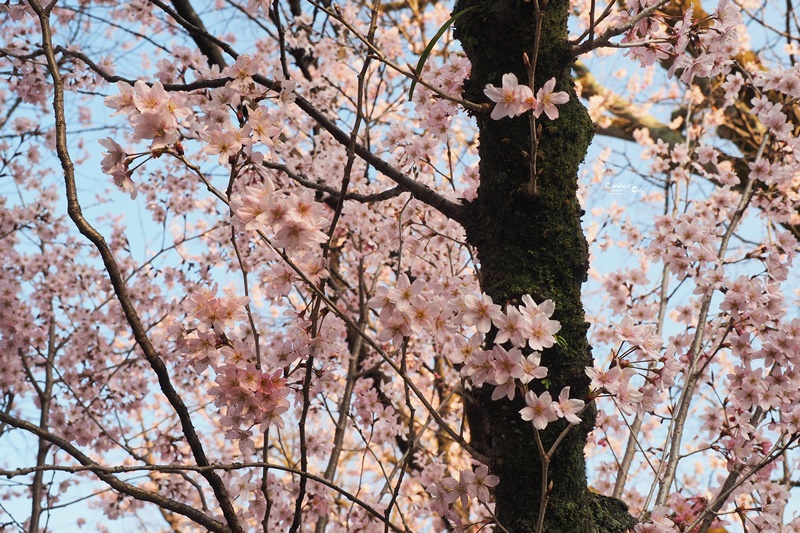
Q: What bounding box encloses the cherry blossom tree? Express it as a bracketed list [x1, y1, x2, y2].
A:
[1, 0, 799, 531]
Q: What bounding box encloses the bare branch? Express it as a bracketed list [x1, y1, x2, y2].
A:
[0, 410, 231, 533]
[573, 60, 683, 146]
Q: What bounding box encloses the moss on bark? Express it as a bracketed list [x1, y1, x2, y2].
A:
[453, 0, 636, 531]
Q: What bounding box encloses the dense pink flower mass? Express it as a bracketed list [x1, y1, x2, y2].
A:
[4, 0, 800, 531]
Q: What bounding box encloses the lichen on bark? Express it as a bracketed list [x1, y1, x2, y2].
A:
[453, 0, 636, 530]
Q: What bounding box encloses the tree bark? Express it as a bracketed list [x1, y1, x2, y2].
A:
[454, 1, 635, 531]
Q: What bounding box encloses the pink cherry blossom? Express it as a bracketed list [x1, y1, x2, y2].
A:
[520, 391, 559, 430]
[490, 345, 524, 385]
[493, 305, 527, 347]
[525, 312, 561, 351]
[519, 351, 548, 384]
[440, 471, 470, 509]
[461, 348, 495, 387]
[586, 365, 624, 395]
[132, 80, 170, 114]
[111, 168, 138, 199]
[204, 128, 244, 164]
[554, 386, 585, 425]
[484, 73, 534, 120]
[534, 77, 569, 120]
[98, 137, 127, 174]
[461, 292, 503, 333]
[104, 81, 136, 116]
[521, 295, 556, 319]
[468, 465, 499, 503]
[450, 333, 483, 365]
[130, 110, 180, 149]
[389, 273, 426, 314]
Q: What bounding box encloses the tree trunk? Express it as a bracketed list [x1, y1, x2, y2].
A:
[454, 1, 636, 530]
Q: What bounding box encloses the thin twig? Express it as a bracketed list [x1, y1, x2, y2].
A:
[686, 431, 799, 532]
[385, 339, 414, 533]
[526, 0, 545, 196]
[614, 175, 675, 500]
[533, 428, 549, 533]
[264, 161, 406, 203]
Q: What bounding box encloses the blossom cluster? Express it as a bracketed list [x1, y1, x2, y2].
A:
[427, 465, 499, 528]
[230, 181, 330, 254]
[619, 0, 742, 84]
[368, 278, 591, 431]
[750, 65, 800, 153]
[105, 80, 192, 150]
[367, 276, 562, 355]
[384, 53, 471, 180]
[634, 497, 729, 533]
[100, 59, 288, 199]
[176, 283, 291, 453]
[98, 137, 136, 198]
[453, 294, 567, 418]
[412, 53, 471, 138]
[210, 364, 290, 454]
[585, 315, 677, 418]
[181, 283, 250, 370]
[483, 73, 569, 120]
[99, 80, 191, 198]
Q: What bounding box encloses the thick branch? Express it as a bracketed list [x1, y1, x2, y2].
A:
[573, 60, 683, 145]
[0, 458, 405, 532]
[0, 411, 231, 533]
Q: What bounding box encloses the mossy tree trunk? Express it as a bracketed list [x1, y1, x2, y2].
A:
[453, 1, 636, 531]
